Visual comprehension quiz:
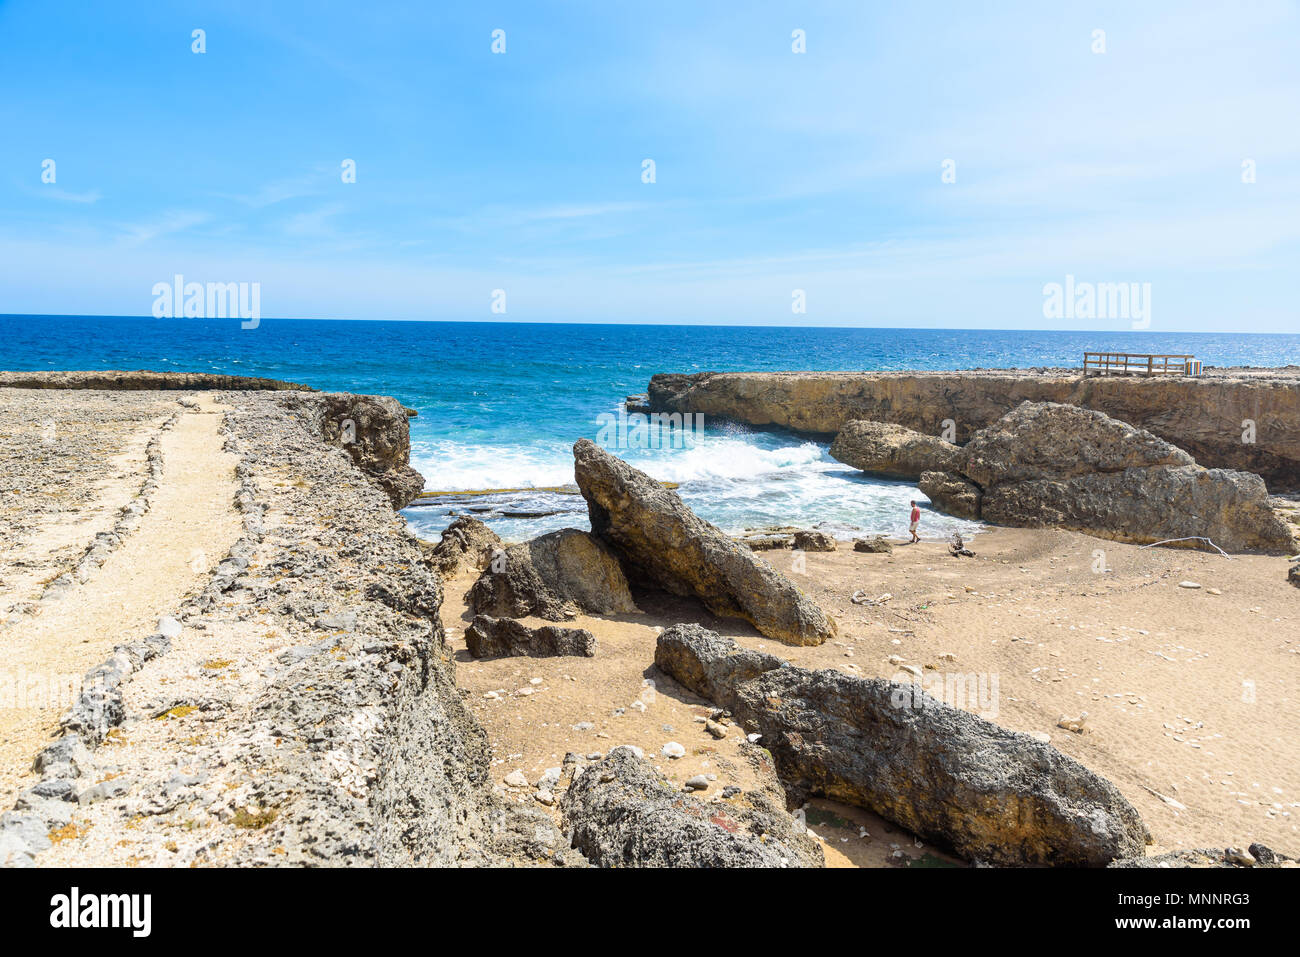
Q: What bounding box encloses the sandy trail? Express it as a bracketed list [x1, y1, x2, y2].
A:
[0, 395, 241, 807]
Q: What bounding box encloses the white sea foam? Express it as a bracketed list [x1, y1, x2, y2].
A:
[407, 432, 982, 545]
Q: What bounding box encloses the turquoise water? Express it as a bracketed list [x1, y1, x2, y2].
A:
[5, 315, 1299, 543]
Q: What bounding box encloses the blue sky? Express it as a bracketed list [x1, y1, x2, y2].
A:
[2, 0, 1298, 331]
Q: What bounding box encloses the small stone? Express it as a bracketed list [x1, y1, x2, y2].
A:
[704, 719, 728, 739]
[1178, 581, 1201, 589]
[747, 733, 762, 743]
[537, 767, 562, 789]
[504, 770, 528, 788]
[684, 775, 709, 791]
[534, 789, 555, 806]
[1224, 846, 1254, 867]
[661, 742, 686, 759]
[157, 616, 182, 638]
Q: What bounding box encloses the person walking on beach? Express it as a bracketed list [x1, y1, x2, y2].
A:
[909, 500, 921, 543]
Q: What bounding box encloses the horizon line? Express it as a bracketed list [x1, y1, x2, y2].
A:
[1, 314, 1294, 338]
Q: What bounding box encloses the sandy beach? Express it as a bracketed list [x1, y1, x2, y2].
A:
[446, 525, 1300, 864]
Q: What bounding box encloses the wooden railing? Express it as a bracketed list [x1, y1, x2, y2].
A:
[1082, 353, 1202, 376]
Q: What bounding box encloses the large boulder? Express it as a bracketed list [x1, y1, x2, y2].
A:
[853, 535, 893, 553]
[464, 615, 596, 658]
[792, 530, 836, 552]
[427, 516, 501, 577]
[572, 439, 836, 645]
[654, 624, 1149, 867]
[981, 465, 1293, 553]
[829, 420, 963, 480]
[468, 527, 637, 621]
[961, 401, 1193, 488]
[559, 747, 823, 868]
[918, 471, 982, 520]
[963, 402, 1295, 553]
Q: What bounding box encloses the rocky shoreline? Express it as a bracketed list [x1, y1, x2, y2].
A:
[2, 369, 1296, 869]
[647, 368, 1300, 488]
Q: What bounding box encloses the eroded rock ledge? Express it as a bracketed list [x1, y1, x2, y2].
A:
[1, 371, 425, 510]
[0, 370, 316, 392]
[4, 386, 572, 867]
[648, 368, 1300, 488]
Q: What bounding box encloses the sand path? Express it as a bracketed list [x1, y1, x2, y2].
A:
[0, 395, 242, 806]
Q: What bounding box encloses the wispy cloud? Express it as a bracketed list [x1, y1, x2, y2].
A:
[115, 211, 211, 246]
[40, 187, 102, 204]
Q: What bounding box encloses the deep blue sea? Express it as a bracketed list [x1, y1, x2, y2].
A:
[5, 315, 1299, 543]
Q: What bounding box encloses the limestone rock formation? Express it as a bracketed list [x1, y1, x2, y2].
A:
[315, 393, 425, 510]
[559, 746, 823, 868]
[654, 624, 1149, 867]
[960, 401, 1194, 487]
[964, 403, 1295, 554]
[829, 420, 963, 480]
[647, 368, 1300, 487]
[853, 535, 893, 553]
[917, 471, 982, 520]
[792, 530, 836, 552]
[426, 516, 502, 577]
[0, 370, 315, 391]
[463, 615, 596, 658]
[572, 439, 836, 646]
[468, 527, 637, 621]
[981, 464, 1293, 553]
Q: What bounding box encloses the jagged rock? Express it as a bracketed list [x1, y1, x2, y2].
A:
[1110, 843, 1296, 868]
[467, 528, 636, 621]
[918, 471, 983, 520]
[428, 516, 502, 577]
[853, 535, 893, 553]
[654, 624, 1149, 866]
[961, 401, 1193, 487]
[654, 623, 787, 706]
[1288, 562, 1299, 588]
[738, 534, 794, 550]
[572, 440, 836, 646]
[792, 530, 836, 552]
[829, 420, 963, 480]
[317, 393, 425, 509]
[488, 803, 588, 866]
[559, 747, 823, 868]
[464, 615, 596, 659]
[935, 402, 1295, 554]
[274, 392, 425, 509]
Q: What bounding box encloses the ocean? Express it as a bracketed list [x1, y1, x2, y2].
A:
[5, 314, 1300, 544]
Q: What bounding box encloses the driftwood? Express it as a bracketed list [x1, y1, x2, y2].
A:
[949, 532, 975, 557]
[1138, 536, 1232, 558]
